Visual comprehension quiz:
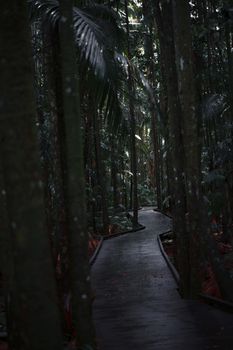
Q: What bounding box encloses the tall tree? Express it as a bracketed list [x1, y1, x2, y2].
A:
[58, 0, 96, 346]
[93, 106, 110, 234]
[154, 1, 190, 297]
[143, 0, 162, 210]
[0, 1, 63, 349]
[172, 0, 203, 297]
[124, 0, 139, 228]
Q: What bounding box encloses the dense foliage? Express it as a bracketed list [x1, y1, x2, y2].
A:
[0, 0, 233, 349]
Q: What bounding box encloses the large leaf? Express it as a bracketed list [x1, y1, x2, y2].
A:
[73, 6, 106, 77]
[29, 0, 119, 78]
[29, 0, 126, 126]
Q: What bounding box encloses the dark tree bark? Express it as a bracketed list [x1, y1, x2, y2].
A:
[58, 0, 96, 346]
[33, 21, 68, 263]
[124, 0, 139, 228]
[172, 0, 203, 297]
[172, 0, 233, 300]
[143, 0, 162, 209]
[111, 136, 119, 210]
[154, 1, 190, 297]
[0, 1, 63, 348]
[225, 8, 233, 130]
[93, 106, 110, 234]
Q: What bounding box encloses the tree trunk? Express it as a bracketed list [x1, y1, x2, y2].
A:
[111, 137, 119, 210]
[143, 0, 162, 209]
[124, 0, 138, 228]
[58, 0, 95, 346]
[93, 106, 110, 234]
[172, 0, 203, 297]
[225, 12, 233, 131]
[154, 1, 190, 297]
[0, 1, 63, 348]
[33, 21, 68, 262]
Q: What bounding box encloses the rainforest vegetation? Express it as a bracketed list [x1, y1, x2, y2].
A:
[0, 0, 233, 349]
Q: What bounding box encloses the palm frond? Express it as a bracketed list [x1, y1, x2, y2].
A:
[114, 52, 165, 126]
[28, 0, 60, 27]
[29, 0, 129, 128]
[73, 7, 108, 78]
[28, 0, 119, 78]
[201, 94, 227, 120]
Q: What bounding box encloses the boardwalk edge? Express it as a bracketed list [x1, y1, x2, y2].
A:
[157, 232, 180, 285]
[89, 224, 146, 266]
[158, 232, 233, 314]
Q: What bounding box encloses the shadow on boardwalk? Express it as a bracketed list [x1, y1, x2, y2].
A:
[91, 208, 233, 350]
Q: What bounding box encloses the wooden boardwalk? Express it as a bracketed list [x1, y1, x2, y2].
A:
[91, 208, 233, 350]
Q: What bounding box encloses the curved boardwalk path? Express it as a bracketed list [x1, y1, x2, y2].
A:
[91, 208, 233, 350]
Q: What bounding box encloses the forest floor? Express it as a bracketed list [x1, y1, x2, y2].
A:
[91, 208, 233, 350]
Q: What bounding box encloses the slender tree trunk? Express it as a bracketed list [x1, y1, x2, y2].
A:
[58, 0, 95, 346]
[111, 137, 119, 210]
[143, 0, 162, 209]
[151, 110, 162, 209]
[33, 21, 67, 262]
[154, 1, 190, 297]
[157, 42, 169, 208]
[0, 2, 63, 348]
[172, 0, 213, 297]
[0, 158, 14, 342]
[33, 20, 72, 331]
[93, 107, 109, 233]
[124, 0, 138, 228]
[225, 14, 233, 130]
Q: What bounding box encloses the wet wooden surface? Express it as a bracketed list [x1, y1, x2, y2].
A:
[92, 208, 233, 350]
